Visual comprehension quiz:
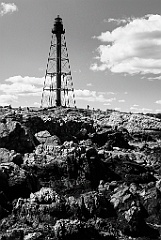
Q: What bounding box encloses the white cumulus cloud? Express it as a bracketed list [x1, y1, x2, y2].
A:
[75, 89, 116, 103]
[130, 106, 152, 113]
[0, 94, 18, 106]
[0, 76, 117, 107]
[104, 18, 128, 25]
[86, 83, 92, 87]
[0, 2, 18, 16]
[0, 75, 44, 107]
[91, 14, 161, 75]
[103, 103, 111, 106]
[0, 76, 44, 96]
[6, 75, 44, 85]
[156, 100, 161, 104]
[155, 109, 161, 113]
[148, 76, 161, 81]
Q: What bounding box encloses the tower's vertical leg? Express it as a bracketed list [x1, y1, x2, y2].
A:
[56, 31, 61, 106]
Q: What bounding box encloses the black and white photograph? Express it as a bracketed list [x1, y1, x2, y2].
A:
[1, 0, 161, 239]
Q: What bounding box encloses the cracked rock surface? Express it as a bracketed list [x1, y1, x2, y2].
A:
[0, 107, 161, 239]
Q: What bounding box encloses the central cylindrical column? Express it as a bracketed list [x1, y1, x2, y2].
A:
[56, 31, 61, 106]
[52, 15, 64, 107]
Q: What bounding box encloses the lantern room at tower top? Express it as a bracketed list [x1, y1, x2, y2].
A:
[52, 15, 65, 34]
[41, 15, 76, 108]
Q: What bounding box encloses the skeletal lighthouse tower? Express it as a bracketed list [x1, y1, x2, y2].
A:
[41, 15, 76, 108]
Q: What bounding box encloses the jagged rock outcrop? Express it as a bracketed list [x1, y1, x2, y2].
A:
[0, 108, 161, 239]
[0, 120, 36, 153]
[0, 148, 12, 164]
[99, 112, 161, 132]
[0, 162, 38, 201]
[109, 182, 159, 237]
[34, 130, 51, 144]
[0, 148, 23, 166]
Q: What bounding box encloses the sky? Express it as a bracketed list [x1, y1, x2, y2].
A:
[1, 0, 161, 113]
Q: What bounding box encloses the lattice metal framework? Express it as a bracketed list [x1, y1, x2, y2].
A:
[41, 15, 76, 108]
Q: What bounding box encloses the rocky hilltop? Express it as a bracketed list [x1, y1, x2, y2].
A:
[0, 107, 161, 239]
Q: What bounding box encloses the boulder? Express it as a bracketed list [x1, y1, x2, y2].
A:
[53, 219, 101, 240]
[65, 120, 81, 136]
[11, 152, 23, 166]
[0, 148, 11, 163]
[0, 162, 38, 200]
[110, 183, 156, 237]
[84, 148, 121, 189]
[0, 168, 8, 194]
[24, 232, 43, 240]
[53, 219, 82, 239]
[34, 130, 51, 144]
[109, 132, 130, 149]
[110, 183, 131, 209]
[0, 191, 12, 217]
[0, 148, 23, 166]
[0, 204, 10, 220]
[30, 187, 60, 204]
[78, 191, 115, 219]
[0, 120, 36, 153]
[106, 155, 156, 184]
[14, 188, 66, 224]
[44, 135, 61, 146]
[139, 181, 161, 225]
[34, 144, 44, 155]
[0, 229, 24, 240]
[89, 128, 114, 147]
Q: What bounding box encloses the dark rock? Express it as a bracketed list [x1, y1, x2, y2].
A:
[53, 218, 110, 240]
[106, 155, 156, 184]
[0, 148, 23, 166]
[11, 152, 23, 166]
[85, 148, 121, 189]
[0, 162, 38, 200]
[0, 168, 8, 194]
[0, 229, 24, 240]
[0, 120, 36, 153]
[89, 128, 131, 149]
[14, 188, 66, 224]
[76, 127, 88, 140]
[23, 116, 47, 134]
[0, 191, 12, 214]
[139, 180, 161, 227]
[78, 191, 115, 219]
[89, 129, 114, 147]
[110, 183, 155, 237]
[66, 153, 78, 179]
[0, 109, 160, 239]
[107, 131, 130, 149]
[65, 120, 81, 136]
